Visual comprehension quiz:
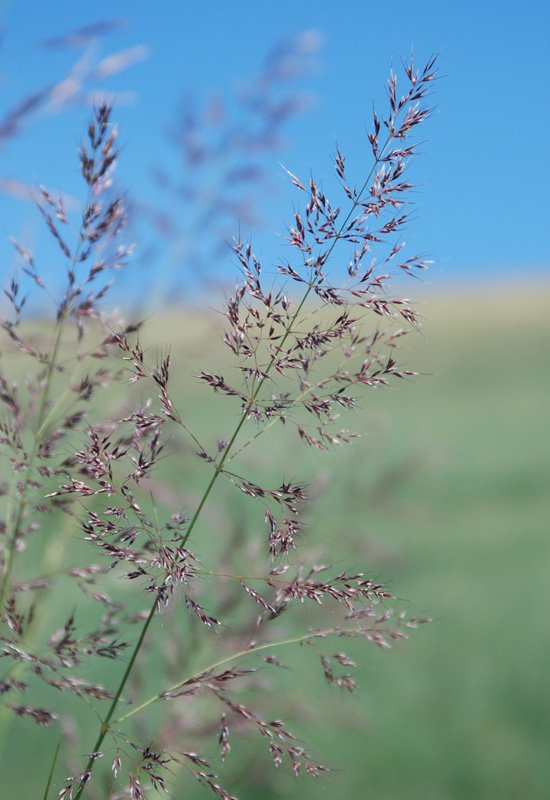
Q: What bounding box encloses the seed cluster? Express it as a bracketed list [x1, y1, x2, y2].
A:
[1, 55, 437, 799]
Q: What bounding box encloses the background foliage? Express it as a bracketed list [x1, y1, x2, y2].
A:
[1, 287, 549, 799]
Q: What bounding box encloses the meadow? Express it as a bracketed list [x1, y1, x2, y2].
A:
[2, 284, 548, 799]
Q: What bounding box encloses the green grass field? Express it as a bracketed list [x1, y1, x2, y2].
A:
[1, 286, 549, 799]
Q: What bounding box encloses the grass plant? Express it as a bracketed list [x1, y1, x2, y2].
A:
[1, 54, 438, 799]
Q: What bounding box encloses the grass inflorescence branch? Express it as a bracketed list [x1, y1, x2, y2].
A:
[0, 54, 438, 800]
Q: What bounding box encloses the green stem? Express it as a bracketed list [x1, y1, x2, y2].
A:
[72, 601, 157, 800]
[0, 321, 65, 607]
[63, 120, 402, 798]
[112, 625, 364, 726]
[42, 734, 63, 800]
[0, 135, 101, 608]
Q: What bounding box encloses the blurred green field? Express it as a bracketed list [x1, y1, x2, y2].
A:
[1, 286, 549, 799]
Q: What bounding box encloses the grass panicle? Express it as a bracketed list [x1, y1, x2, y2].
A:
[0, 53, 437, 800]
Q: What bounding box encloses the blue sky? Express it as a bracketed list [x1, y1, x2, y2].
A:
[0, 0, 548, 309]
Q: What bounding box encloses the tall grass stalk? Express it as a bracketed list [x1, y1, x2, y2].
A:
[0, 53, 438, 800]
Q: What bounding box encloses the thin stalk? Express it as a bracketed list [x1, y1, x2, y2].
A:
[71, 601, 157, 800]
[0, 323, 65, 607]
[42, 735, 63, 800]
[112, 624, 367, 726]
[0, 135, 102, 608]
[63, 114, 406, 799]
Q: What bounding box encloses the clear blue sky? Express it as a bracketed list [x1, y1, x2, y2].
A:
[1, 0, 548, 309]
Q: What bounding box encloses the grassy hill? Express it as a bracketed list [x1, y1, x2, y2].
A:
[1, 285, 549, 799]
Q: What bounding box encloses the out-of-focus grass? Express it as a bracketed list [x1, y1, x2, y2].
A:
[2, 286, 549, 799]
